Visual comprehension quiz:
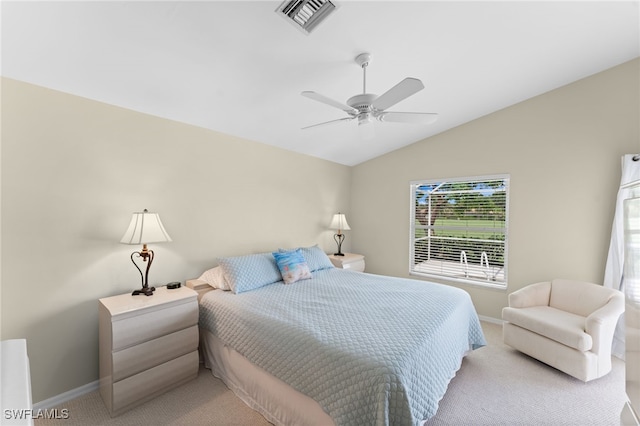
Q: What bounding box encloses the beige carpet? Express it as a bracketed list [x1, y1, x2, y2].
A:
[424, 321, 625, 426]
[35, 321, 626, 425]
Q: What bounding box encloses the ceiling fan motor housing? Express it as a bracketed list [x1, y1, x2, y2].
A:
[347, 93, 376, 113]
[347, 93, 378, 125]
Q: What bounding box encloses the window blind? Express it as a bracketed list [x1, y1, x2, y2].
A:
[410, 175, 509, 288]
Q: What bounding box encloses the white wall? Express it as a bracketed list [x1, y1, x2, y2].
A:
[0, 78, 352, 403]
[350, 59, 640, 319]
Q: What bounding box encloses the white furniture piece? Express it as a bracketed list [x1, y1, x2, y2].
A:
[0, 339, 33, 426]
[502, 278, 625, 382]
[327, 252, 365, 272]
[99, 286, 199, 416]
[625, 304, 640, 425]
[622, 196, 640, 425]
[186, 279, 215, 302]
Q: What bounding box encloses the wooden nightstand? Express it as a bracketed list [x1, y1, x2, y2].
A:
[99, 286, 199, 417]
[328, 253, 365, 272]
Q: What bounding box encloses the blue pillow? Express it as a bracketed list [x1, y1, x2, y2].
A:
[218, 252, 282, 294]
[272, 249, 312, 284]
[279, 245, 334, 272]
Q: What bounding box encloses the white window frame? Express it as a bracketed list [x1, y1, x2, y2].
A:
[409, 174, 510, 289]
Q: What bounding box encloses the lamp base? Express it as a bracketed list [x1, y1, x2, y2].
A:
[132, 286, 155, 296]
[333, 233, 346, 257]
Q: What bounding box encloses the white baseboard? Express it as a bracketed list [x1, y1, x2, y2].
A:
[478, 315, 503, 325]
[32, 380, 99, 410]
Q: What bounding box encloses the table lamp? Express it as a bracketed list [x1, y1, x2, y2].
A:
[329, 212, 350, 256]
[120, 209, 172, 296]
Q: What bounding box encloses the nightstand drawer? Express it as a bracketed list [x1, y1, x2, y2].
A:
[112, 351, 198, 413]
[112, 325, 198, 382]
[111, 301, 198, 350]
[328, 253, 365, 272]
[341, 258, 365, 271]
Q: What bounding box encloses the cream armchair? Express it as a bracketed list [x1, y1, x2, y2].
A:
[502, 279, 624, 382]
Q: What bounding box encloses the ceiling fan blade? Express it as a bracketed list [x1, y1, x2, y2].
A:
[371, 78, 425, 111]
[376, 111, 438, 125]
[302, 116, 356, 130]
[301, 91, 358, 115]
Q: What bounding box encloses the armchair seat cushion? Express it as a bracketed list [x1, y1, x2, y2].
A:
[502, 305, 592, 351]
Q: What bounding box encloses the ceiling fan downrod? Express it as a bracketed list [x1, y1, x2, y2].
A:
[355, 52, 371, 94]
[347, 53, 376, 124]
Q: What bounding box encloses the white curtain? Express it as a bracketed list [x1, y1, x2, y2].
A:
[604, 154, 640, 359]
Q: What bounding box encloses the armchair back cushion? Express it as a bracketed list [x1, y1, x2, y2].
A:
[549, 279, 615, 317]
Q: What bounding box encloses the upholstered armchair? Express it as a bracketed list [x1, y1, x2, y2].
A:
[502, 279, 625, 382]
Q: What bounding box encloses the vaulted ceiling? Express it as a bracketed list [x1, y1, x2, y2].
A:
[2, 1, 639, 165]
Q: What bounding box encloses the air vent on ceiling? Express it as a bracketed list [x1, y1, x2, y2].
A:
[276, 0, 337, 34]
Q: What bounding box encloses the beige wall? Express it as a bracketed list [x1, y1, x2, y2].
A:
[1, 58, 638, 404]
[350, 58, 640, 319]
[0, 78, 351, 403]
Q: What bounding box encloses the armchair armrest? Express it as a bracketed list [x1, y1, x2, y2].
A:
[585, 290, 625, 354]
[586, 291, 625, 327]
[508, 281, 551, 308]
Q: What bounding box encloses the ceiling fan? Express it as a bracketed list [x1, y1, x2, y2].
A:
[301, 52, 438, 129]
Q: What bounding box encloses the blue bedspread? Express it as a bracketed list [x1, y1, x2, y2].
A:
[199, 268, 486, 426]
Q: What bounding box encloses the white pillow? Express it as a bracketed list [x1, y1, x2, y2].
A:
[198, 266, 231, 291]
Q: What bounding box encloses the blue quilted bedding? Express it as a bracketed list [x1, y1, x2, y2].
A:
[199, 268, 485, 425]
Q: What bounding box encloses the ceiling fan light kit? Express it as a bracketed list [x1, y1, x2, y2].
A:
[301, 52, 438, 130]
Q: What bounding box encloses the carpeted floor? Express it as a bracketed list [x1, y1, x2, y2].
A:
[424, 321, 625, 426]
[35, 321, 626, 425]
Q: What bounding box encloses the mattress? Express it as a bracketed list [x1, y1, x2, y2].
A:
[199, 268, 486, 425]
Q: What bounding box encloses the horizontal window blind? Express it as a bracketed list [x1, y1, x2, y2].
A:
[410, 175, 509, 288]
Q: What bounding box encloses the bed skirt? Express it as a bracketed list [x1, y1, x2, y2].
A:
[200, 329, 336, 426]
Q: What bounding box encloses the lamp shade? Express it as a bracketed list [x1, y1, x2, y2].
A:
[120, 209, 172, 245]
[329, 213, 351, 232]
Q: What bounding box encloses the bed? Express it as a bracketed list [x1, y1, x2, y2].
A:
[189, 246, 486, 426]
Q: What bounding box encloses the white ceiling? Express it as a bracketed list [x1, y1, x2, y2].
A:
[2, 1, 639, 166]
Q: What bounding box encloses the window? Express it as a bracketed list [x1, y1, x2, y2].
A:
[410, 175, 509, 288]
